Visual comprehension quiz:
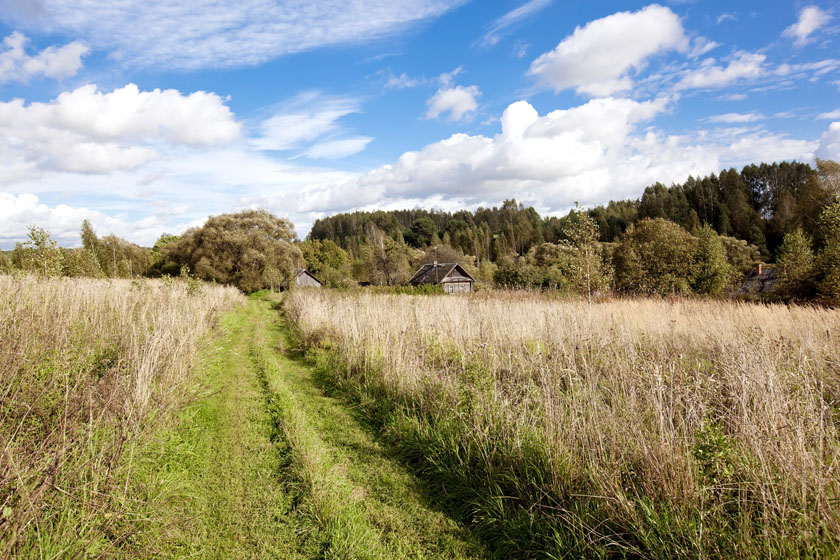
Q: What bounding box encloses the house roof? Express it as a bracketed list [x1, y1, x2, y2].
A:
[408, 263, 474, 285]
[739, 266, 779, 295]
[294, 268, 323, 285]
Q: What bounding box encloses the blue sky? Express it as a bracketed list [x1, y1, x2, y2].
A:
[0, 0, 838, 248]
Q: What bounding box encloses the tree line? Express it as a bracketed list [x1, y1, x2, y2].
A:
[2, 159, 838, 302]
[310, 159, 839, 261]
[0, 210, 303, 294]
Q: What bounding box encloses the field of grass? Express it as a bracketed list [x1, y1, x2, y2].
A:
[0, 274, 242, 557]
[128, 293, 487, 559]
[286, 290, 840, 558]
[5, 273, 839, 558]
[1, 279, 487, 559]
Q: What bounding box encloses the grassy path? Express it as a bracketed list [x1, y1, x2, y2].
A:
[134, 294, 486, 559]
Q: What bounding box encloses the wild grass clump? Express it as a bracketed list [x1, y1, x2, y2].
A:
[286, 290, 840, 558]
[0, 274, 242, 557]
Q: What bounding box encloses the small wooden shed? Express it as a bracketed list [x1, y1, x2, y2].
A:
[292, 268, 323, 288]
[408, 262, 474, 293]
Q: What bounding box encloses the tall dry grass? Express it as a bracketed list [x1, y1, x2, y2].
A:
[0, 274, 242, 557]
[287, 290, 840, 558]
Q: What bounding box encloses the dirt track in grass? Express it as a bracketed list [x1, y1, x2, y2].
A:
[139, 294, 486, 559]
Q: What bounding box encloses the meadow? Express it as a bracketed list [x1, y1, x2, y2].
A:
[286, 290, 840, 558]
[3, 273, 839, 559]
[0, 274, 242, 557]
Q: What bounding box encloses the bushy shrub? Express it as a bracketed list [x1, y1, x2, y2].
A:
[693, 225, 734, 296]
[614, 218, 696, 295]
[777, 228, 816, 300]
[164, 209, 302, 292]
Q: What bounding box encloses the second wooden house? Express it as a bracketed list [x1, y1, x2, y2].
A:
[408, 262, 474, 293]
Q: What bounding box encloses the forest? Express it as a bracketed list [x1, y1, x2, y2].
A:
[305, 158, 840, 301]
[310, 159, 839, 260]
[2, 159, 839, 303]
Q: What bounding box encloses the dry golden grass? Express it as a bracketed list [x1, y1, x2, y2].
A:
[287, 290, 840, 557]
[0, 274, 242, 557]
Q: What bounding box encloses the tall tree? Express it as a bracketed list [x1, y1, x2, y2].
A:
[13, 226, 64, 277]
[816, 159, 840, 200]
[776, 229, 816, 300]
[563, 209, 612, 300]
[693, 225, 733, 296]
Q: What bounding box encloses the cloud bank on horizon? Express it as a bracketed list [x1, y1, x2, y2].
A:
[0, 1, 838, 248]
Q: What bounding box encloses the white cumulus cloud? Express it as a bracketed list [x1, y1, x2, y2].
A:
[817, 122, 840, 160]
[258, 97, 816, 223]
[0, 31, 88, 83]
[0, 83, 240, 178]
[528, 4, 688, 96]
[783, 5, 832, 47]
[0, 192, 170, 247]
[2, 0, 466, 70]
[426, 85, 481, 121]
[818, 109, 840, 119]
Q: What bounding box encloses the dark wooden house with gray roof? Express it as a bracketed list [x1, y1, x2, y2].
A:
[738, 264, 779, 296]
[408, 262, 474, 293]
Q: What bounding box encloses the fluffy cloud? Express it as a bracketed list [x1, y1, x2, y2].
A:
[0, 192, 171, 247]
[3, 0, 466, 70]
[817, 122, 840, 160]
[528, 4, 687, 96]
[0, 83, 240, 178]
[783, 5, 832, 47]
[676, 51, 766, 90]
[818, 109, 840, 120]
[0, 32, 88, 83]
[426, 85, 481, 121]
[425, 67, 480, 121]
[262, 97, 817, 223]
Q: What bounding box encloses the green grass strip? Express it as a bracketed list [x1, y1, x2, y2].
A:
[252, 294, 487, 560]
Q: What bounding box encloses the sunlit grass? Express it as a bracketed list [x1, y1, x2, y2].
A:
[0, 274, 242, 557]
[286, 290, 840, 558]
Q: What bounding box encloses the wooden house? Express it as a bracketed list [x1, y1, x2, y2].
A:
[738, 263, 779, 296]
[408, 262, 474, 293]
[292, 268, 323, 288]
